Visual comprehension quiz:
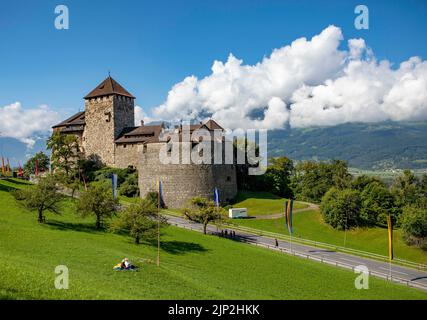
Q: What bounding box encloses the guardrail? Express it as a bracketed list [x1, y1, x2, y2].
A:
[219, 222, 427, 271]
[168, 220, 427, 292]
[163, 211, 427, 271]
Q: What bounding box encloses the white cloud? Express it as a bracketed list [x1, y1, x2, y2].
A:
[0, 102, 60, 147]
[134, 105, 159, 125]
[152, 25, 427, 129]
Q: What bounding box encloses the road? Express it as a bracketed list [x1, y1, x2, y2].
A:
[165, 214, 427, 292]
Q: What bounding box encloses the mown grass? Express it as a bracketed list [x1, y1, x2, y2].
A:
[0, 179, 425, 299]
[230, 210, 427, 264]
[230, 191, 308, 216]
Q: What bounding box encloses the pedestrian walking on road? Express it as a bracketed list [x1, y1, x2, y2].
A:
[275, 238, 279, 247]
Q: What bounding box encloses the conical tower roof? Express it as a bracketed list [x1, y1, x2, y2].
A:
[84, 76, 135, 99]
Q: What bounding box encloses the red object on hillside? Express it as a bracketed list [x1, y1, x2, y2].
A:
[35, 159, 39, 176]
[18, 162, 23, 177]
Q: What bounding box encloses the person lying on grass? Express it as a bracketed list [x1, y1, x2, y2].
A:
[113, 258, 137, 271]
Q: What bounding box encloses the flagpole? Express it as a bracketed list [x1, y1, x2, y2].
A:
[157, 181, 161, 267]
[388, 214, 393, 280]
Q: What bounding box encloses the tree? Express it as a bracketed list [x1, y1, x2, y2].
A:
[400, 206, 427, 250]
[182, 197, 226, 234]
[320, 188, 361, 230]
[264, 157, 294, 198]
[331, 160, 352, 190]
[13, 175, 64, 223]
[351, 175, 383, 192]
[77, 184, 118, 229]
[419, 174, 427, 208]
[359, 181, 399, 226]
[111, 198, 167, 244]
[293, 161, 335, 202]
[47, 131, 80, 177]
[24, 152, 50, 176]
[234, 138, 268, 191]
[391, 170, 420, 207]
[119, 172, 139, 197]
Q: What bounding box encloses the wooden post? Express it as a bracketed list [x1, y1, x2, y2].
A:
[157, 183, 160, 267]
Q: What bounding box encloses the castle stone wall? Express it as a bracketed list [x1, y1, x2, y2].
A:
[83, 95, 134, 166]
[114, 143, 142, 169]
[138, 143, 237, 208]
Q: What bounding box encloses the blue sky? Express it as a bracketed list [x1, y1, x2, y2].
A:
[1, 0, 427, 165]
[1, 0, 427, 114]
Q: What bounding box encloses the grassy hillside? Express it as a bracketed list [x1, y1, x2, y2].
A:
[231, 210, 427, 264]
[0, 179, 425, 299]
[230, 191, 308, 216]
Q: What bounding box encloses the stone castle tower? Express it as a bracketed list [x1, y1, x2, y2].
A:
[52, 76, 238, 208]
[83, 76, 135, 166]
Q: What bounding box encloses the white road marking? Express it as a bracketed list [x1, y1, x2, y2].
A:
[379, 267, 409, 276]
[339, 257, 361, 264]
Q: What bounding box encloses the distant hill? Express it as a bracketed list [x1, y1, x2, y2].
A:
[267, 121, 427, 170]
[0, 137, 49, 167]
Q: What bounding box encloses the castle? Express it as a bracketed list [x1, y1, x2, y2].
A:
[52, 76, 238, 207]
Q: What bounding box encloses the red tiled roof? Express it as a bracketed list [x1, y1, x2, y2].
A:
[84, 76, 135, 99]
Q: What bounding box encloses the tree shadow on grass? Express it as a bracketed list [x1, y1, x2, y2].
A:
[44, 220, 102, 234]
[0, 183, 17, 193]
[4, 178, 32, 186]
[146, 239, 208, 255]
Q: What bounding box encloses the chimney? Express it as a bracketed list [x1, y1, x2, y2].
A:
[140, 120, 144, 126]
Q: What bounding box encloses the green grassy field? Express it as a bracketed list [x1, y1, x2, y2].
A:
[0, 179, 426, 299]
[230, 210, 427, 264]
[230, 191, 308, 216]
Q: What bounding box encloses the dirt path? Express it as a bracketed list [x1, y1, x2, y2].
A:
[252, 202, 319, 220]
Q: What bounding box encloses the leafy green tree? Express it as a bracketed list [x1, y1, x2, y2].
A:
[264, 157, 294, 198]
[24, 152, 50, 176]
[111, 198, 167, 244]
[293, 161, 335, 202]
[234, 137, 268, 191]
[320, 188, 361, 230]
[331, 160, 352, 190]
[145, 191, 159, 206]
[182, 197, 226, 234]
[47, 131, 80, 177]
[391, 170, 420, 207]
[77, 184, 118, 229]
[419, 174, 427, 208]
[359, 181, 399, 226]
[77, 155, 103, 183]
[351, 175, 383, 192]
[119, 172, 139, 197]
[400, 206, 427, 250]
[13, 175, 64, 223]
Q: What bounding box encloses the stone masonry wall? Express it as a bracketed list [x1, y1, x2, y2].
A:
[83, 95, 134, 167]
[138, 143, 237, 208]
[114, 143, 143, 169]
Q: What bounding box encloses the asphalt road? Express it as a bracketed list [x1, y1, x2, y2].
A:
[166, 214, 427, 292]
